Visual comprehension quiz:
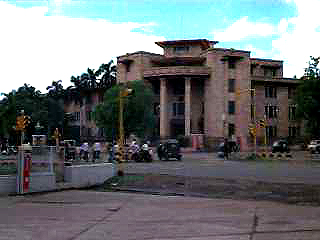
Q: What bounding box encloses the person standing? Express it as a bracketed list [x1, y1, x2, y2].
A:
[224, 138, 229, 160]
[93, 142, 101, 162]
[81, 142, 89, 162]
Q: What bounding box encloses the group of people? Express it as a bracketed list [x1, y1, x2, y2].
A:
[75, 142, 101, 162]
[108, 139, 152, 162]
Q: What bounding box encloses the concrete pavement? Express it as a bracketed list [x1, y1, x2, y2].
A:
[1, 190, 320, 240]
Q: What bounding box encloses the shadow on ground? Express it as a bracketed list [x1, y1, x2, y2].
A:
[92, 174, 320, 206]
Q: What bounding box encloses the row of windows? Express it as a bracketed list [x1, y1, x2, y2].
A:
[227, 80, 295, 100]
[250, 66, 278, 77]
[264, 106, 279, 119]
[227, 125, 300, 138]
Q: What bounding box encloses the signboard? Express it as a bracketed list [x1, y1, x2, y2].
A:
[23, 151, 32, 192]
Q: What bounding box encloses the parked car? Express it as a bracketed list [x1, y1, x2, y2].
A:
[307, 140, 320, 153]
[157, 139, 182, 161]
[217, 140, 240, 158]
[272, 140, 290, 153]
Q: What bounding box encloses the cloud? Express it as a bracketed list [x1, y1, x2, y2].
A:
[211, 0, 320, 78]
[244, 44, 271, 59]
[0, 2, 165, 94]
[212, 16, 275, 42]
[272, 0, 320, 78]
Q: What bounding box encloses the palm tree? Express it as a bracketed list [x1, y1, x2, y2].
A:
[80, 68, 99, 90]
[46, 80, 65, 99]
[96, 60, 116, 89]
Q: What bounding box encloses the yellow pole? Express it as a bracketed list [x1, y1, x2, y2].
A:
[264, 119, 267, 156]
[252, 89, 257, 156]
[118, 88, 124, 176]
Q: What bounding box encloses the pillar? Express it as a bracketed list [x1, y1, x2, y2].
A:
[160, 78, 168, 138]
[185, 77, 191, 136]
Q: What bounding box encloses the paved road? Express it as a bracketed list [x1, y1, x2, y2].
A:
[1, 190, 320, 240]
[124, 152, 320, 184]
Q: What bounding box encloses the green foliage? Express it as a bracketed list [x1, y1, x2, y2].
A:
[0, 84, 49, 144]
[94, 80, 155, 140]
[295, 56, 320, 137]
[0, 60, 116, 144]
[177, 135, 190, 147]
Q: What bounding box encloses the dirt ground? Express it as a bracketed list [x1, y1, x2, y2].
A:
[94, 173, 320, 206]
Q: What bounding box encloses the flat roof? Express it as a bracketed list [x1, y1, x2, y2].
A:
[155, 39, 218, 49]
[250, 58, 283, 63]
[117, 51, 163, 59]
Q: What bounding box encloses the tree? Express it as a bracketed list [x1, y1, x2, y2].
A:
[80, 68, 99, 89]
[0, 84, 48, 145]
[96, 60, 116, 89]
[295, 56, 320, 137]
[94, 80, 155, 141]
[46, 80, 65, 140]
[0, 92, 17, 141]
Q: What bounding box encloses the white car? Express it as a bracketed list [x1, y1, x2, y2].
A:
[307, 140, 320, 153]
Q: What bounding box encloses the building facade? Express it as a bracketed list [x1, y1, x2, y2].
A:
[117, 39, 301, 151]
[64, 88, 106, 143]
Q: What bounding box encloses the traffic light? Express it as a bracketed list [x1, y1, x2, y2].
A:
[259, 119, 266, 128]
[16, 116, 24, 131]
[24, 115, 31, 128]
[16, 115, 31, 131]
[248, 124, 256, 136]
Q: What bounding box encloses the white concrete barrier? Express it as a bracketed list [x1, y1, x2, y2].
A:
[64, 163, 115, 188]
[0, 175, 16, 195]
[29, 173, 56, 193]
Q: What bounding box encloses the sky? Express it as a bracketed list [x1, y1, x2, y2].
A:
[1, 0, 320, 95]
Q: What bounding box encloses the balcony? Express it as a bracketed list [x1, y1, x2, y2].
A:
[251, 75, 299, 85]
[144, 66, 211, 78]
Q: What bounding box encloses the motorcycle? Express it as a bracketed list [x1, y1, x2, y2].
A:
[138, 143, 153, 162]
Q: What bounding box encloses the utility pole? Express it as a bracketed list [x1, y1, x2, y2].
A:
[117, 86, 133, 176]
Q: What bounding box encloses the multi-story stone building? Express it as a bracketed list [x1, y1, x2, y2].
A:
[117, 39, 301, 151]
[64, 88, 106, 143]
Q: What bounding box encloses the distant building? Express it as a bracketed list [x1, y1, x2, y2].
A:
[64, 88, 106, 143]
[117, 39, 302, 151]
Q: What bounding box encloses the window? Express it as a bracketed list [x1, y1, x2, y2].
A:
[172, 102, 184, 117]
[228, 101, 235, 114]
[250, 65, 256, 75]
[173, 46, 190, 53]
[251, 104, 255, 120]
[265, 86, 277, 98]
[201, 101, 204, 115]
[288, 106, 297, 120]
[228, 58, 236, 69]
[228, 79, 235, 93]
[265, 105, 278, 119]
[75, 112, 80, 121]
[266, 126, 277, 138]
[86, 111, 93, 121]
[288, 87, 296, 99]
[272, 68, 277, 77]
[289, 126, 300, 138]
[228, 123, 235, 138]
